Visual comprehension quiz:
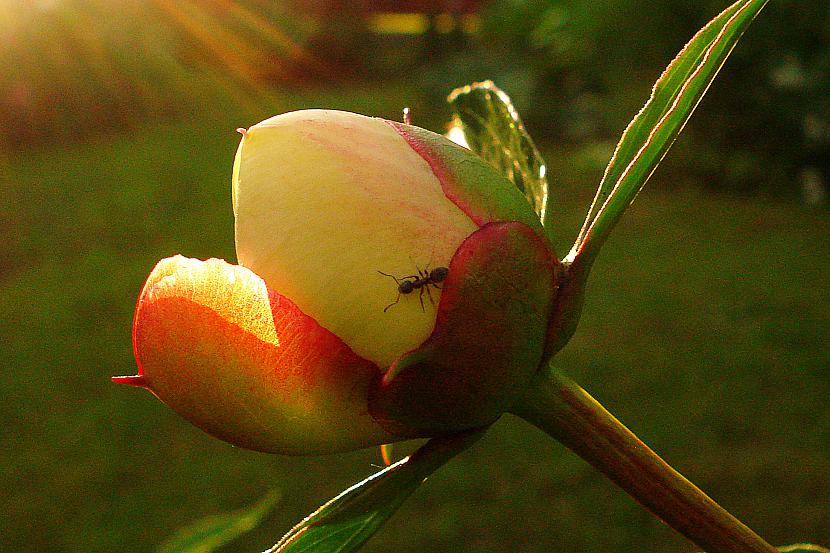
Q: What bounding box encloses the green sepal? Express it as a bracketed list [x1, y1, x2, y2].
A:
[370, 221, 558, 436]
[387, 122, 547, 245]
[268, 429, 485, 553]
[447, 80, 550, 226]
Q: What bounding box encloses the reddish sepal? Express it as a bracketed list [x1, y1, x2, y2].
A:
[369, 222, 559, 436]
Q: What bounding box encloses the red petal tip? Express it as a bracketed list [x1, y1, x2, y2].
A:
[111, 374, 149, 388]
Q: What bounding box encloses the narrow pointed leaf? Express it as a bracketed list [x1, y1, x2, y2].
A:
[447, 80, 550, 225]
[696, 545, 830, 553]
[267, 429, 484, 553]
[156, 491, 279, 553]
[570, 0, 769, 264]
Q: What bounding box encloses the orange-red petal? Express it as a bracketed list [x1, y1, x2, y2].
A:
[123, 256, 394, 454]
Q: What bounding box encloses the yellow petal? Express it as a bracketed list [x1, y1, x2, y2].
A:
[233, 110, 478, 367]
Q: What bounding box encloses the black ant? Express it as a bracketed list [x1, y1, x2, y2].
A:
[378, 265, 449, 312]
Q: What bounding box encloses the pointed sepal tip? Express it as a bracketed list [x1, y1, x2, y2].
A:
[111, 374, 149, 388]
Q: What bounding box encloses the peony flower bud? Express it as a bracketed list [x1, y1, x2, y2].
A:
[116, 110, 560, 454]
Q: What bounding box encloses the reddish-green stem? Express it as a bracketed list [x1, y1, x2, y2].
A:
[512, 368, 778, 553]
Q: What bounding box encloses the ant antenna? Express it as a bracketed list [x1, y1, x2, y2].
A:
[378, 270, 401, 285]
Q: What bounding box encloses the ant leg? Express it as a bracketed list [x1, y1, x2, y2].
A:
[425, 284, 435, 307]
[409, 255, 421, 277]
[399, 262, 419, 282]
[384, 292, 401, 313]
[418, 288, 425, 312]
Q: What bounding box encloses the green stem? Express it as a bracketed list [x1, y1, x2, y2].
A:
[512, 368, 778, 553]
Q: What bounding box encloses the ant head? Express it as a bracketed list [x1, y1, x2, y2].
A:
[430, 267, 449, 282]
[399, 280, 415, 294]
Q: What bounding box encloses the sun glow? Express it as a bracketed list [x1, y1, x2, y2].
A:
[0, 0, 317, 148]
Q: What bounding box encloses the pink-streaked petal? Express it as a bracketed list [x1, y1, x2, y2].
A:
[387, 121, 548, 242]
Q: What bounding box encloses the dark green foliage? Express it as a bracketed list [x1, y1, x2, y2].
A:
[452, 0, 830, 196]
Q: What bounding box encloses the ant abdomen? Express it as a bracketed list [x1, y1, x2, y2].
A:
[429, 267, 449, 283]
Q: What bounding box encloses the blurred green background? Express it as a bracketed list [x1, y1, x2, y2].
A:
[1, 1, 828, 551]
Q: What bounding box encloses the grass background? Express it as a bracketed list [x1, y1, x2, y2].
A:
[2, 82, 828, 552]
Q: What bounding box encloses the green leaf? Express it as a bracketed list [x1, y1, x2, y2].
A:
[267, 429, 485, 553]
[156, 491, 279, 553]
[447, 80, 550, 226]
[569, 0, 769, 265]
